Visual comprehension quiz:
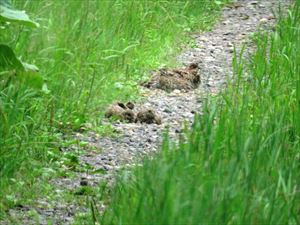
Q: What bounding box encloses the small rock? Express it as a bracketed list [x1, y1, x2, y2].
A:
[222, 21, 229, 25]
[240, 14, 250, 20]
[227, 42, 233, 48]
[175, 129, 183, 134]
[268, 15, 275, 20]
[173, 89, 181, 94]
[14, 204, 24, 209]
[163, 108, 172, 113]
[223, 32, 232, 36]
[259, 18, 268, 24]
[228, 49, 234, 53]
[104, 165, 112, 171]
[199, 37, 208, 42]
[80, 178, 88, 186]
[232, 3, 243, 9]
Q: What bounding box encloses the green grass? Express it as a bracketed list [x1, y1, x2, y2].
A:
[0, 0, 229, 217]
[99, 2, 300, 225]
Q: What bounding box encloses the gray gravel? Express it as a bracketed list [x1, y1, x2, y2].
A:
[2, 1, 291, 224]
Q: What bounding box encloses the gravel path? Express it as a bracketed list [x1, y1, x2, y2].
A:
[3, 0, 291, 224]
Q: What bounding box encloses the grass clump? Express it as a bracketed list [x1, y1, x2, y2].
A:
[99, 3, 300, 225]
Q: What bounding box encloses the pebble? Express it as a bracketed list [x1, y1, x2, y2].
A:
[249, 1, 258, 5]
[173, 89, 181, 94]
[79, 178, 88, 186]
[259, 18, 268, 23]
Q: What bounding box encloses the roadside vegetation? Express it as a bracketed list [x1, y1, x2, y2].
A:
[99, 2, 300, 224]
[0, 0, 229, 218]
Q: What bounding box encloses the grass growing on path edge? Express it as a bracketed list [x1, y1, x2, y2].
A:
[98, 3, 300, 225]
[0, 0, 230, 219]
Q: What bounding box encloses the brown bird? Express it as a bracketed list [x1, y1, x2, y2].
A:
[143, 63, 200, 92]
[135, 109, 162, 125]
[105, 102, 135, 122]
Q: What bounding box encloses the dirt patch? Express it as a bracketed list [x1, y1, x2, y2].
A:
[143, 63, 200, 92]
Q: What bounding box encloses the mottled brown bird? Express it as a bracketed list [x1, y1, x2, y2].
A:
[105, 102, 135, 122]
[135, 109, 162, 125]
[143, 63, 200, 92]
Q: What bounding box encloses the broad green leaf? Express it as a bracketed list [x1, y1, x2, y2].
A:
[0, 44, 39, 73]
[0, 1, 39, 28]
[0, 44, 42, 89]
[0, 43, 24, 71]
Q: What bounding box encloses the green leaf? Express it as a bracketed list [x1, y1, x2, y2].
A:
[0, 44, 40, 72]
[214, 1, 222, 5]
[20, 70, 44, 90]
[22, 62, 39, 72]
[0, 1, 39, 28]
[0, 43, 24, 71]
[0, 44, 42, 89]
[42, 83, 50, 94]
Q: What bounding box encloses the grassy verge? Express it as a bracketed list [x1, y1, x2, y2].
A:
[99, 2, 300, 225]
[0, 0, 229, 217]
